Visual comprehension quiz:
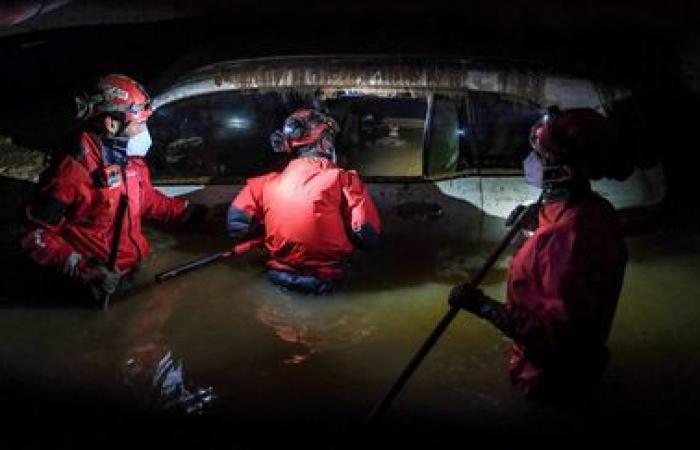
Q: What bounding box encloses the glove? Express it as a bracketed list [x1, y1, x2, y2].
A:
[448, 282, 488, 313]
[505, 203, 539, 232]
[449, 282, 511, 333]
[179, 202, 210, 226]
[84, 262, 121, 299]
[351, 223, 380, 250]
[505, 204, 526, 228]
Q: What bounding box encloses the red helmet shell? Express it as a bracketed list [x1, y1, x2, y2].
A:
[530, 108, 614, 161]
[77, 74, 152, 123]
[282, 108, 339, 150]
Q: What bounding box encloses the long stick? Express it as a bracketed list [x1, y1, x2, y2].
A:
[368, 200, 540, 423]
[102, 193, 129, 310]
[154, 238, 263, 283]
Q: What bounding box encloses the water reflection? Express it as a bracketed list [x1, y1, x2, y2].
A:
[255, 287, 376, 365]
[122, 345, 216, 415]
[2, 217, 699, 441]
[119, 274, 216, 415]
[248, 231, 503, 366]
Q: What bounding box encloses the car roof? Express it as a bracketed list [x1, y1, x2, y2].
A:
[153, 55, 628, 110]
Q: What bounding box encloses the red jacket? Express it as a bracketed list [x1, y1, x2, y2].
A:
[229, 157, 381, 279]
[21, 132, 187, 280]
[503, 193, 627, 395]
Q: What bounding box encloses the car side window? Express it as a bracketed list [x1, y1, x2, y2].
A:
[468, 92, 541, 170]
[148, 91, 302, 181]
[327, 95, 427, 177]
[425, 94, 477, 177]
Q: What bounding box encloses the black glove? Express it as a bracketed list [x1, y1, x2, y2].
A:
[505, 203, 539, 232]
[449, 282, 512, 334]
[85, 263, 121, 300]
[448, 282, 488, 313]
[179, 202, 210, 226]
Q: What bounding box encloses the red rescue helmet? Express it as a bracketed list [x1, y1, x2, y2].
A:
[76, 74, 153, 124]
[529, 106, 617, 179]
[271, 108, 339, 154]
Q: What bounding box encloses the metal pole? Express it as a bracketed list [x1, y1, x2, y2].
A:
[102, 193, 129, 310]
[154, 250, 232, 283]
[154, 237, 264, 283]
[368, 200, 539, 423]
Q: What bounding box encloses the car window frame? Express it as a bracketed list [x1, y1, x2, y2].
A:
[148, 84, 544, 186]
[150, 87, 433, 185]
[464, 90, 542, 176]
[148, 88, 309, 185]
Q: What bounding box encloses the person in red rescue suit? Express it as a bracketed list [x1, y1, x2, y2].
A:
[227, 108, 381, 294]
[449, 106, 628, 399]
[19, 74, 208, 304]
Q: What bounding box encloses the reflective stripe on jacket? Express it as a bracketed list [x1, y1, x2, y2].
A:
[21, 131, 186, 279]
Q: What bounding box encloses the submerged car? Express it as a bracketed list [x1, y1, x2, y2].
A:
[147, 56, 666, 245]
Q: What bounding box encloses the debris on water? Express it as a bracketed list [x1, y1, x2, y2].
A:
[122, 345, 217, 416]
[0, 136, 46, 182]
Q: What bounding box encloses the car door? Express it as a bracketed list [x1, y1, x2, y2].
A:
[327, 93, 430, 239]
[465, 91, 543, 243]
[422, 93, 484, 248]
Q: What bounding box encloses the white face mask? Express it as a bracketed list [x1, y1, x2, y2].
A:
[126, 127, 152, 157]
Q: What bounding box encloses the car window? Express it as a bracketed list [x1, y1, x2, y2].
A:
[468, 92, 541, 170]
[425, 94, 478, 177]
[327, 95, 427, 177]
[148, 91, 305, 181]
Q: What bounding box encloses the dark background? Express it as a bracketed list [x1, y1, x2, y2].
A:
[2, 1, 698, 116]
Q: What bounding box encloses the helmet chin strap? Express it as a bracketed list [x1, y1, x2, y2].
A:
[540, 151, 584, 201]
[542, 164, 591, 202]
[320, 134, 337, 163]
[296, 134, 337, 162]
[297, 144, 334, 161]
[100, 114, 130, 165]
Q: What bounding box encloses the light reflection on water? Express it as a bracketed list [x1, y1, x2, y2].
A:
[1, 226, 699, 439]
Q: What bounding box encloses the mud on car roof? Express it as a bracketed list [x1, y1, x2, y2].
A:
[153, 55, 629, 111]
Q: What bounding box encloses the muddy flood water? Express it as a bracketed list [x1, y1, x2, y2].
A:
[2, 221, 699, 446]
